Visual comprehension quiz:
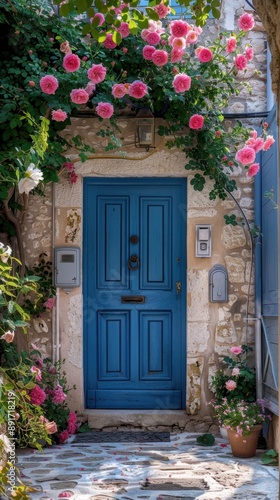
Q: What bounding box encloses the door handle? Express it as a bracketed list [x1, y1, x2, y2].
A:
[128, 254, 140, 270]
[176, 281, 182, 295]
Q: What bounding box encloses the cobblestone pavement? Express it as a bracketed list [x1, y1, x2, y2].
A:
[17, 432, 279, 500]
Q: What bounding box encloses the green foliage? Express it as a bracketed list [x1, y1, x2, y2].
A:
[210, 345, 256, 404]
[217, 399, 271, 436]
[196, 433, 215, 446]
[261, 449, 279, 466]
[24, 253, 56, 317]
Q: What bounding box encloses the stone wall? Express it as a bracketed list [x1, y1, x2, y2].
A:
[20, 1, 270, 425]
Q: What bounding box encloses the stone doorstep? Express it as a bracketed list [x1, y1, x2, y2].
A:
[83, 410, 188, 430]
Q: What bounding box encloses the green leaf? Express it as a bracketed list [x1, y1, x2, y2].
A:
[82, 23, 91, 35]
[60, 3, 70, 15]
[7, 301, 15, 313]
[112, 30, 122, 45]
[196, 434, 215, 446]
[95, 0, 107, 13]
[78, 423, 92, 433]
[261, 449, 278, 465]
[212, 7, 221, 19]
[76, 0, 87, 13]
[145, 7, 159, 20]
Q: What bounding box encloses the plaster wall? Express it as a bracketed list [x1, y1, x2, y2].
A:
[20, 1, 272, 427]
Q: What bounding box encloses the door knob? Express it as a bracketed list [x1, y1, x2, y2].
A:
[176, 281, 182, 294]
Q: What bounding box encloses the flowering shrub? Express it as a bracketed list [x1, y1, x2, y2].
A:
[210, 345, 256, 403]
[211, 398, 271, 436]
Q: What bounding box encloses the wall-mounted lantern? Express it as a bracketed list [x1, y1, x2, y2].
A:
[135, 109, 155, 151]
[209, 264, 228, 302]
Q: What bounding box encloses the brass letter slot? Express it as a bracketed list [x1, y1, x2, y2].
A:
[121, 296, 145, 303]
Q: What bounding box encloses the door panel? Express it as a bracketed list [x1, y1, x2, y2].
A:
[84, 178, 186, 409]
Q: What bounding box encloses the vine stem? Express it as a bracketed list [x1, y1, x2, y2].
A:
[225, 188, 254, 347]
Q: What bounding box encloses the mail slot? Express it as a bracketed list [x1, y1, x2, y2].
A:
[121, 296, 145, 303]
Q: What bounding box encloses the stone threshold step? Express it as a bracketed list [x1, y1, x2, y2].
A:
[83, 410, 188, 430]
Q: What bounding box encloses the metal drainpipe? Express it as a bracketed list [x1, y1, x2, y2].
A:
[254, 168, 263, 400]
[51, 182, 60, 363]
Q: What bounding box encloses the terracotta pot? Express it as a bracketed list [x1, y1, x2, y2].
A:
[227, 424, 262, 458]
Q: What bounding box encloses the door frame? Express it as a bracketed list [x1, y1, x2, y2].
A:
[83, 176, 187, 409]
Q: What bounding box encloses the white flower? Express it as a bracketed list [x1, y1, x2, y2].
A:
[0, 243, 12, 263]
[18, 164, 43, 194]
[0, 434, 13, 453]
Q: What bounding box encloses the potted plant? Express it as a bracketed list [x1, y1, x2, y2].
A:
[214, 398, 271, 458]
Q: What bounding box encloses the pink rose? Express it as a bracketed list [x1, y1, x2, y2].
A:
[29, 385, 47, 405]
[117, 22, 130, 38]
[28, 80, 35, 87]
[52, 384, 67, 404]
[145, 31, 161, 46]
[186, 30, 199, 44]
[45, 421, 58, 434]
[234, 54, 247, 70]
[143, 45, 156, 61]
[189, 114, 204, 130]
[103, 33, 117, 49]
[232, 367, 240, 376]
[173, 73, 191, 93]
[172, 37, 186, 50]
[62, 53, 80, 73]
[225, 380, 237, 391]
[85, 82, 96, 95]
[235, 146, 256, 165]
[171, 49, 184, 63]
[128, 80, 148, 99]
[245, 47, 254, 61]
[112, 83, 127, 98]
[1, 330, 14, 343]
[40, 75, 59, 95]
[153, 2, 171, 18]
[226, 36, 237, 54]
[69, 171, 78, 185]
[170, 19, 190, 37]
[51, 109, 67, 122]
[87, 64, 107, 84]
[250, 129, 258, 139]
[238, 13, 255, 31]
[68, 411, 77, 424]
[96, 102, 114, 119]
[246, 162, 260, 177]
[197, 47, 213, 63]
[60, 41, 71, 53]
[230, 346, 243, 355]
[263, 135, 275, 151]
[151, 49, 168, 66]
[91, 13, 105, 26]
[70, 89, 89, 105]
[245, 137, 264, 152]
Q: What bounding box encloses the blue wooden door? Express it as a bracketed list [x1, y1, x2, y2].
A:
[83, 178, 186, 409]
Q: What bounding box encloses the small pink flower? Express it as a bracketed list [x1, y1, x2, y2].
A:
[82, 56, 88, 61]
[112, 83, 127, 98]
[235, 146, 256, 165]
[59, 430, 70, 444]
[68, 421, 76, 434]
[85, 82, 96, 95]
[122, 47, 128, 54]
[58, 492, 73, 498]
[263, 135, 275, 151]
[245, 137, 264, 152]
[250, 129, 258, 139]
[151, 49, 168, 66]
[170, 19, 190, 37]
[30, 366, 42, 381]
[103, 33, 117, 49]
[63, 162, 74, 171]
[1, 330, 14, 343]
[145, 31, 161, 45]
[62, 53, 80, 73]
[91, 13, 105, 26]
[238, 13, 255, 31]
[245, 47, 254, 61]
[225, 380, 237, 391]
[51, 109, 67, 122]
[96, 102, 114, 119]
[68, 411, 77, 424]
[40, 75, 59, 95]
[49, 37, 54, 42]
[52, 384, 67, 404]
[69, 171, 78, 185]
[70, 89, 89, 105]
[215, 130, 222, 138]
[87, 64, 107, 84]
[143, 45, 156, 60]
[117, 22, 130, 38]
[197, 47, 213, 63]
[246, 163, 260, 177]
[171, 37, 186, 50]
[226, 36, 237, 54]
[128, 80, 148, 99]
[232, 367, 240, 376]
[171, 49, 184, 63]
[189, 114, 204, 130]
[173, 73, 191, 93]
[44, 297, 56, 309]
[29, 385, 47, 405]
[28, 50, 33, 55]
[234, 54, 247, 71]
[153, 2, 171, 18]
[28, 80, 35, 87]
[230, 345, 243, 355]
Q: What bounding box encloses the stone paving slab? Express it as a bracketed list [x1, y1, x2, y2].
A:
[16, 432, 279, 500]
